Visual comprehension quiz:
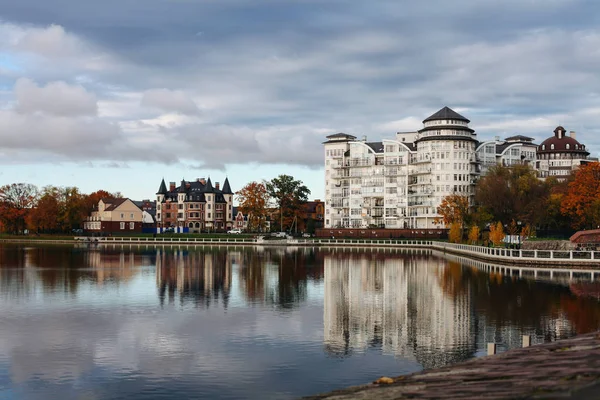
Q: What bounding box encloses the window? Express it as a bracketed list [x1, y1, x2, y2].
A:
[130, 222, 135, 230]
[120, 222, 125, 230]
[120, 213, 124, 219]
[130, 213, 134, 219]
[542, 145, 546, 150]
[551, 144, 555, 150]
[566, 144, 570, 150]
[208, 213, 211, 218]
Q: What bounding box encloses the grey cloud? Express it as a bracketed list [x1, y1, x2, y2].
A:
[14, 78, 97, 116]
[0, 0, 599, 165]
[141, 88, 200, 115]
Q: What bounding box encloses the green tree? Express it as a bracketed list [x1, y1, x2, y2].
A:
[266, 175, 310, 233]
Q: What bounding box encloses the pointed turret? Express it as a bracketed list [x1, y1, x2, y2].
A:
[178, 179, 187, 193]
[204, 177, 214, 192]
[221, 177, 233, 194]
[156, 178, 168, 195]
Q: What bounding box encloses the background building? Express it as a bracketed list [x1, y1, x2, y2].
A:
[156, 177, 234, 233]
[476, 135, 538, 176]
[536, 126, 592, 180]
[324, 106, 479, 229]
[83, 198, 144, 234]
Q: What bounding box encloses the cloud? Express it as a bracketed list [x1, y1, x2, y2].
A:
[0, 0, 599, 168]
[14, 78, 97, 116]
[141, 88, 200, 115]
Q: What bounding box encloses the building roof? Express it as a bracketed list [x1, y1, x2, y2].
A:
[103, 198, 132, 211]
[157, 179, 168, 195]
[423, 106, 470, 124]
[366, 142, 384, 153]
[159, 177, 231, 204]
[221, 177, 233, 194]
[538, 126, 589, 155]
[326, 132, 357, 140]
[505, 135, 535, 142]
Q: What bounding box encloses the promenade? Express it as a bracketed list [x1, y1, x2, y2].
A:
[302, 331, 600, 400]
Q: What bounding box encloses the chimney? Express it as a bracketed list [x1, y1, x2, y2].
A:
[570, 131, 576, 139]
[199, 178, 206, 185]
[494, 136, 500, 142]
[362, 135, 367, 142]
[169, 182, 176, 191]
[215, 182, 220, 190]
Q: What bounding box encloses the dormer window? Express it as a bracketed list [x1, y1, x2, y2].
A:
[566, 144, 570, 150]
[551, 144, 555, 150]
[542, 145, 546, 150]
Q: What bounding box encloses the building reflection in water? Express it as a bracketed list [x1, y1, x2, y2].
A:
[156, 248, 232, 308]
[237, 247, 323, 309]
[322, 249, 600, 369]
[323, 250, 476, 369]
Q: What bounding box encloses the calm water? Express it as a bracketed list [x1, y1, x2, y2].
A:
[1, 244, 600, 400]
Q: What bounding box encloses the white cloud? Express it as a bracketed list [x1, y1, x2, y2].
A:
[141, 88, 200, 115]
[14, 78, 98, 116]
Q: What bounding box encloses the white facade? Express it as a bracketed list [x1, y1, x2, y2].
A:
[324, 107, 479, 229]
[476, 135, 538, 176]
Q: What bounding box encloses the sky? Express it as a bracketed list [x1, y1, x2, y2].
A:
[1, 0, 599, 203]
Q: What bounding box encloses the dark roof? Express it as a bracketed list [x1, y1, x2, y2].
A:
[402, 142, 417, 151]
[157, 178, 167, 195]
[505, 135, 534, 142]
[326, 133, 357, 140]
[538, 126, 589, 155]
[305, 200, 323, 213]
[205, 178, 214, 192]
[365, 142, 384, 153]
[221, 177, 233, 194]
[103, 198, 130, 211]
[423, 106, 470, 124]
[160, 177, 232, 203]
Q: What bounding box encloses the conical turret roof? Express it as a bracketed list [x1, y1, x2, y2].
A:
[156, 178, 167, 194]
[423, 106, 470, 124]
[221, 177, 233, 194]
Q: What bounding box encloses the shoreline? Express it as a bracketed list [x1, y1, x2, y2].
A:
[1, 236, 599, 268]
[301, 331, 600, 400]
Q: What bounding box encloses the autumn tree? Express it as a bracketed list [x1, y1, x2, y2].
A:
[0, 183, 39, 234]
[561, 163, 600, 230]
[27, 186, 61, 233]
[236, 182, 270, 232]
[448, 223, 462, 243]
[436, 194, 471, 227]
[266, 175, 310, 233]
[468, 226, 480, 245]
[489, 221, 505, 247]
[475, 165, 548, 227]
[84, 189, 117, 215]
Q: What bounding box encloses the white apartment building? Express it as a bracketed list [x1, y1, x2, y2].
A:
[324, 107, 479, 229]
[476, 135, 538, 176]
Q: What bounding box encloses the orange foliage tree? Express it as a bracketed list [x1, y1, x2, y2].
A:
[489, 221, 505, 247]
[468, 225, 480, 245]
[27, 187, 61, 233]
[0, 183, 39, 234]
[448, 223, 462, 243]
[236, 182, 270, 232]
[436, 194, 471, 241]
[561, 163, 600, 230]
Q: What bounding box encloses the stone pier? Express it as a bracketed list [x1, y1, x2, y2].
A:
[303, 331, 600, 400]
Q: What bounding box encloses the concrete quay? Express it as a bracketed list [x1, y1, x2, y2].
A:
[302, 331, 600, 400]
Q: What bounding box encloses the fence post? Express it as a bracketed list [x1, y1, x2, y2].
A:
[522, 335, 531, 347]
[487, 343, 497, 355]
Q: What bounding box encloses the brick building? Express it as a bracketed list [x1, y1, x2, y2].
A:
[156, 177, 234, 233]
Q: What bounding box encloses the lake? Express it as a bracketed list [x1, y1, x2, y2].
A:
[0, 243, 599, 399]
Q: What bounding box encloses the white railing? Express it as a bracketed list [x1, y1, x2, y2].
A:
[433, 242, 598, 262]
[72, 237, 600, 264]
